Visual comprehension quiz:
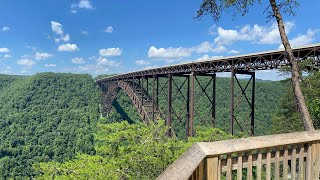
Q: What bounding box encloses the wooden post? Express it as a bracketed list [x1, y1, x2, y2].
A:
[207, 157, 219, 180]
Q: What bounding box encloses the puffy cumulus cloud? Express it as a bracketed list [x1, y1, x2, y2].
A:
[50, 21, 70, 43]
[57, 43, 79, 52]
[279, 29, 319, 48]
[193, 41, 226, 53]
[97, 57, 120, 67]
[148, 42, 226, 60]
[0, 48, 10, 53]
[148, 46, 192, 59]
[72, 57, 85, 64]
[213, 21, 295, 46]
[105, 26, 113, 33]
[35, 52, 53, 60]
[51, 21, 63, 35]
[71, 0, 94, 13]
[17, 59, 35, 67]
[44, 64, 56, 67]
[1, 26, 10, 32]
[99, 48, 122, 57]
[135, 60, 150, 65]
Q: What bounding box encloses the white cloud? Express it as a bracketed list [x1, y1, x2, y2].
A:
[279, 29, 318, 48]
[213, 21, 295, 46]
[71, 9, 77, 14]
[0, 48, 10, 53]
[62, 34, 70, 42]
[105, 26, 113, 33]
[99, 48, 122, 57]
[193, 41, 226, 53]
[78, 0, 93, 9]
[228, 50, 240, 54]
[17, 59, 35, 67]
[148, 46, 192, 59]
[135, 60, 150, 65]
[72, 57, 85, 64]
[4, 54, 11, 58]
[80, 30, 88, 35]
[44, 64, 56, 67]
[208, 25, 216, 35]
[50, 21, 70, 42]
[1, 27, 10, 32]
[51, 21, 63, 35]
[97, 57, 120, 67]
[57, 43, 79, 52]
[35, 52, 53, 60]
[148, 41, 226, 60]
[194, 54, 223, 62]
[71, 0, 93, 12]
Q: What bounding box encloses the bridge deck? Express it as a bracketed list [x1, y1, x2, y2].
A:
[96, 43, 320, 82]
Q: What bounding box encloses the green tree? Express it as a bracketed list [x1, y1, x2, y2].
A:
[196, 0, 314, 131]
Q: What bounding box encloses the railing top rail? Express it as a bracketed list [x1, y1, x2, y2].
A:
[157, 130, 320, 180]
[96, 43, 320, 83]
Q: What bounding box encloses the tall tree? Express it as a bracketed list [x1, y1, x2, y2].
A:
[196, 0, 315, 131]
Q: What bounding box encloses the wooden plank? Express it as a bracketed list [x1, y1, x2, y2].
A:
[283, 147, 288, 180]
[306, 144, 312, 180]
[226, 155, 232, 180]
[237, 153, 242, 180]
[291, 147, 297, 180]
[310, 142, 320, 180]
[298, 146, 304, 180]
[275, 148, 280, 180]
[198, 160, 204, 180]
[256, 151, 262, 180]
[247, 152, 252, 180]
[220, 149, 307, 171]
[266, 149, 271, 180]
[207, 157, 219, 180]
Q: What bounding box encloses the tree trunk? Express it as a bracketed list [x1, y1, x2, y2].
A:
[269, 0, 315, 131]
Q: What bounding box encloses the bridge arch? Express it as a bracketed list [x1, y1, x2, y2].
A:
[101, 80, 164, 123]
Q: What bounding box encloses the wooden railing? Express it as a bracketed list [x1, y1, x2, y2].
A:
[157, 131, 320, 180]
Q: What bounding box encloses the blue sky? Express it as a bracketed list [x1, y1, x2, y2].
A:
[0, 0, 319, 80]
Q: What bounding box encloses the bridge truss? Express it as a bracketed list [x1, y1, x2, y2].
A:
[97, 44, 320, 139]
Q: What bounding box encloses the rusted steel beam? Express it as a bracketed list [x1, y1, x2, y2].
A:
[186, 75, 190, 141]
[212, 73, 216, 128]
[230, 68, 235, 135]
[189, 72, 195, 137]
[167, 74, 172, 137]
[152, 75, 155, 122]
[96, 44, 320, 83]
[251, 72, 255, 136]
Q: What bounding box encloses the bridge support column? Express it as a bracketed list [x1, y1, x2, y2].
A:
[189, 72, 195, 137]
[152, 75, 155, 122]
[186, 75, 190, 141]
[167, 74, 172, 137]
[230, 68, 235, 135]
[212, 73, 216, 128]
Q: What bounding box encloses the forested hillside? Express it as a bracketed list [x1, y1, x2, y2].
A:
[0, 72, 311, 179]
[0, 73, 101, 178]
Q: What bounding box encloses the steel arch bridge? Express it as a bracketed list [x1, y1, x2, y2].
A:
[96, 44, 320, 138]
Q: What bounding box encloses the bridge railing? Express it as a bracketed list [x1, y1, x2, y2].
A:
[157, 131, 320, 180]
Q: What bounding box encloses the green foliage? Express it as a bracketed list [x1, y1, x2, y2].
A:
[0, 73, 101, 178]
[272, 70, 320, 133]
[34, 120, 234, 179]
